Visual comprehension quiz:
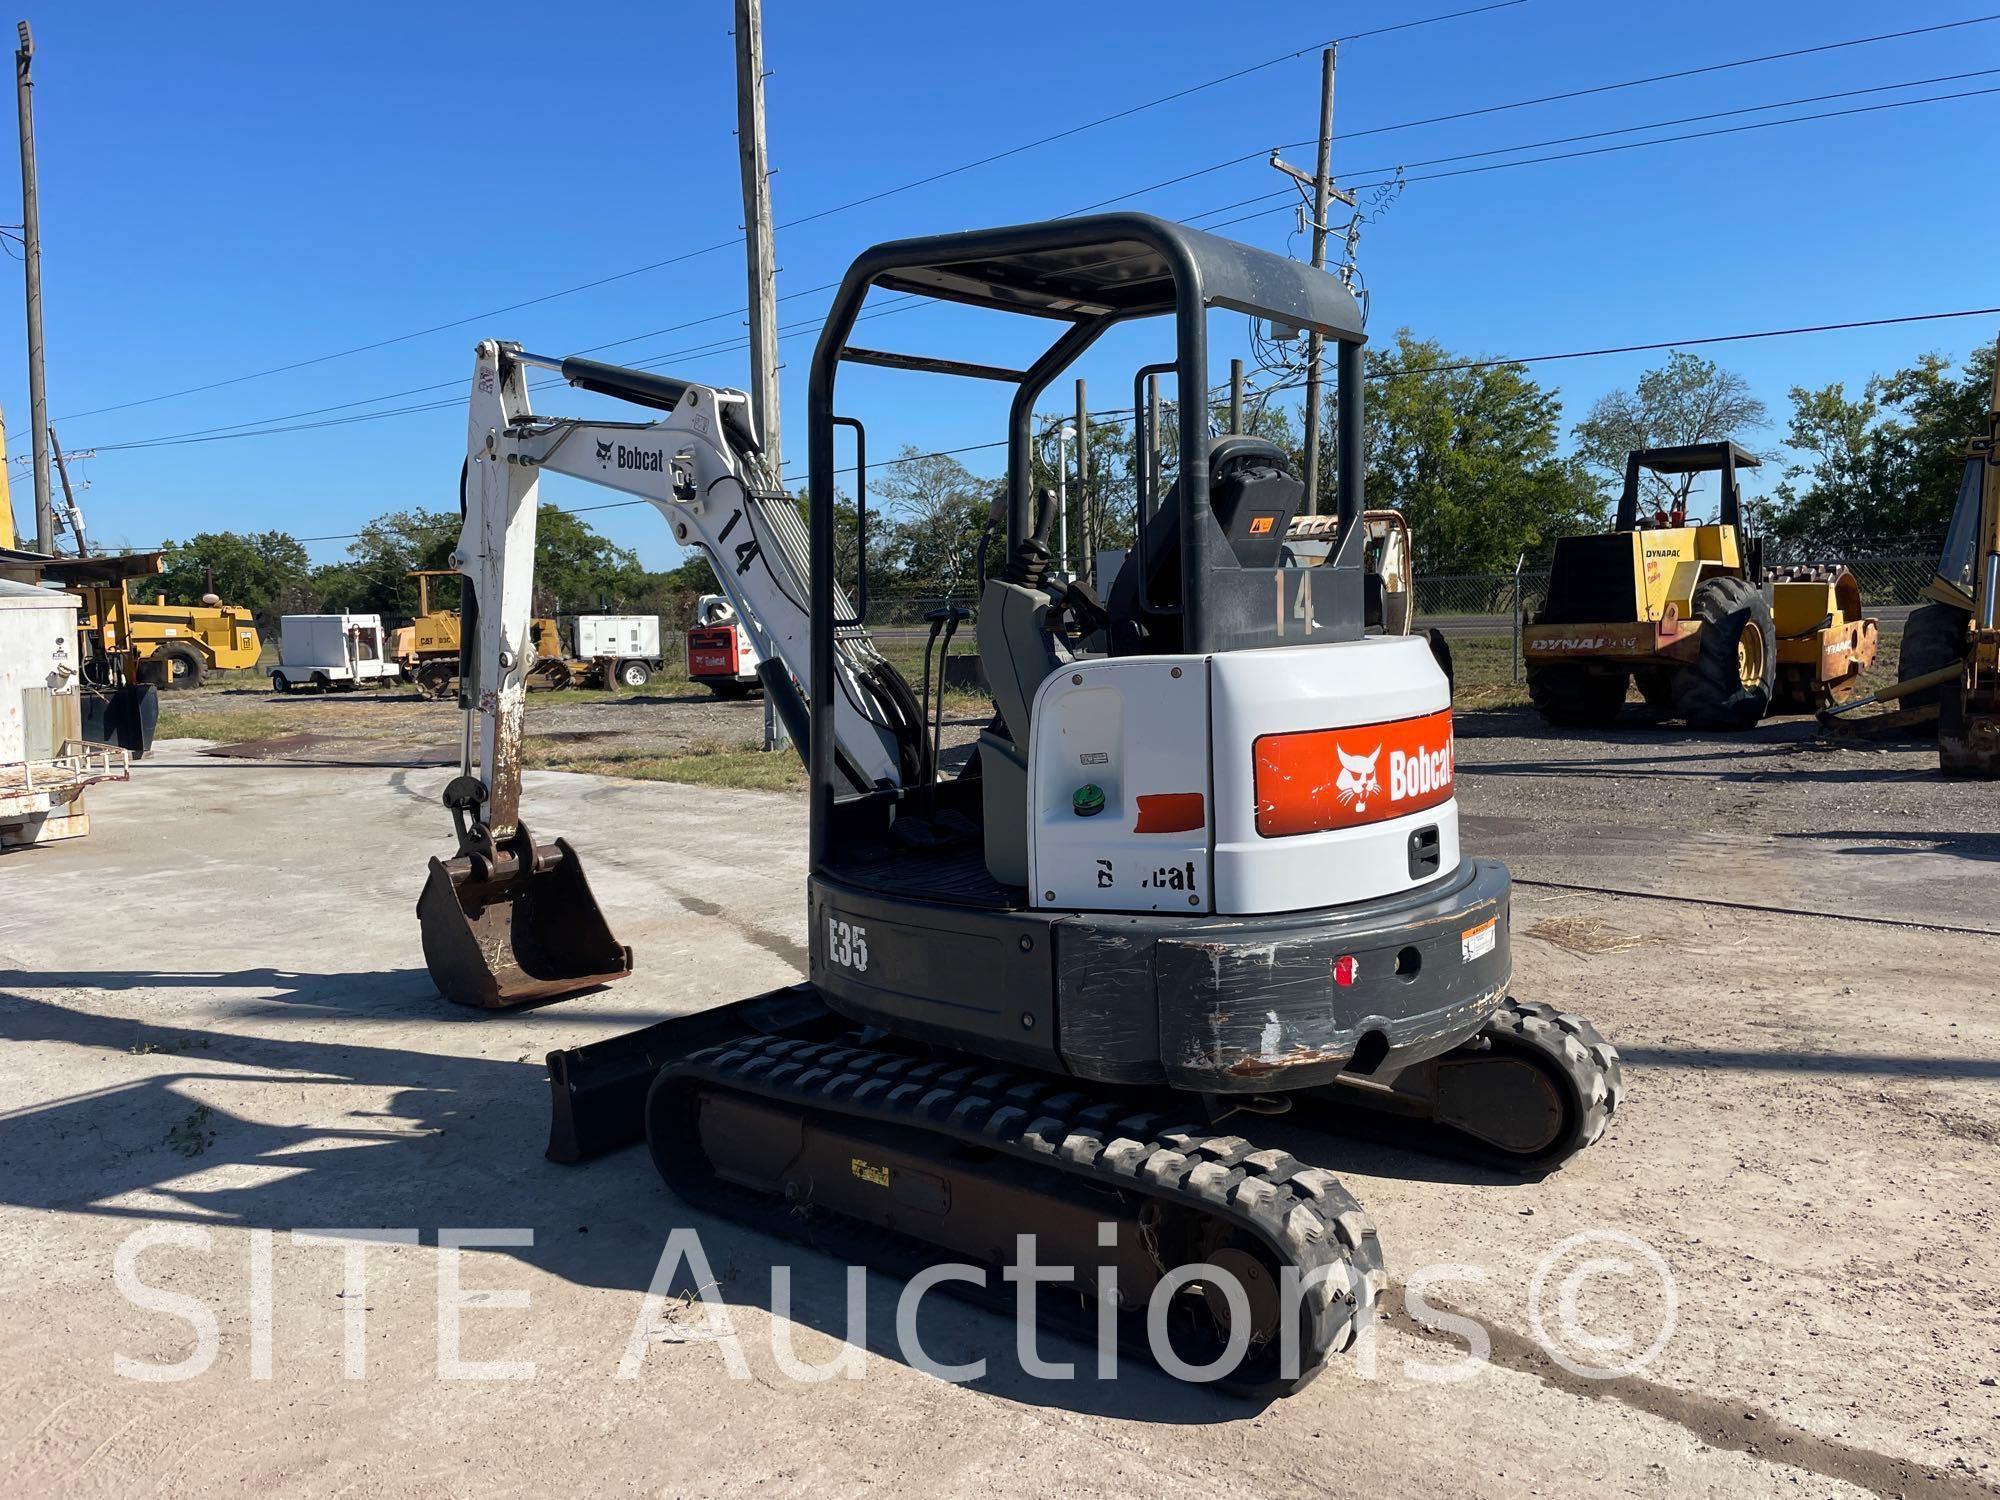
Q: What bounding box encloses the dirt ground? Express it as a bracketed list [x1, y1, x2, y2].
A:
[2, 695, 1996, 1498]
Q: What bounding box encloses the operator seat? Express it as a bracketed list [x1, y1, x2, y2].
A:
[1105, 434, 1305, 655]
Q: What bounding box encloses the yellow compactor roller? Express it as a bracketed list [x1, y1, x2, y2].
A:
[1523, 443, 1876, 729]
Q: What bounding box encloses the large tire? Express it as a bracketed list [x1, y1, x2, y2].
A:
[1896, 601, 1970, 720]
[414, 661, 457, 700]
[155, 644, 206, 690]
[1670, 576, 1776, 730]
[1634, 667, 1675, 717]
[1425, 628, 1455, 700]
[1527, 663, 1628, 727]
[311, 672, 332, 694]
[618, 659, 653, 689]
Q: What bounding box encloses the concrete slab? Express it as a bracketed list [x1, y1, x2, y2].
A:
[1, 743, 1995, 1498]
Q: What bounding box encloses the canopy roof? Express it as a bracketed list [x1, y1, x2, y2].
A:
[858, 212, 1366, 341]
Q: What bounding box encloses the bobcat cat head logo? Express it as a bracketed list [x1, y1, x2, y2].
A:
[1335, 744, 1382, 811]
[595, 439, 614, 465]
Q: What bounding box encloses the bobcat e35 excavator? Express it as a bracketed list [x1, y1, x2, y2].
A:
[417, 214, 1623, 1394]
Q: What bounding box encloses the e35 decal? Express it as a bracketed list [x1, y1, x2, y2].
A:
[826, 917, 870, 973]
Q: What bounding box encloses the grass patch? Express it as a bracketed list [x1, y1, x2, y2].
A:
[523, 736, 805, 792]
[155, 706, 300, 742]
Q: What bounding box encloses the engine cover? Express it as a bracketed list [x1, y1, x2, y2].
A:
[1025, 637, 1456, 919]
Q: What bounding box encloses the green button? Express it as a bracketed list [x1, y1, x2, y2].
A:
[1073, 783, 1106, 817]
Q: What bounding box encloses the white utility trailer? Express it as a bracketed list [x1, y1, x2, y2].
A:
[564, 614, 663, 688]
[272, 613, 402, 693]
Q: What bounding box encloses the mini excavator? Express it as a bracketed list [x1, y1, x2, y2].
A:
[417, 215, 1622, 1394]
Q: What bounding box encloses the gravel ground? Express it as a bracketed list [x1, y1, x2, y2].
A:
[2, 744, 1995, 1498]
[1455, 706, 1997, 850]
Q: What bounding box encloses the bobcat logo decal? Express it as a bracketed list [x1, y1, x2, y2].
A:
[1335, 744, 1382, 811]
[595, 439, 615, 466]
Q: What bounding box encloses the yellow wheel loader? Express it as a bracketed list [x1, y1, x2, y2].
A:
[1820, 336, 2000, 775]
[1523, 443, 1877, 729]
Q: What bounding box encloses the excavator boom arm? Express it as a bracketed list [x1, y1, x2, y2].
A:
[453, 340, 908, 845]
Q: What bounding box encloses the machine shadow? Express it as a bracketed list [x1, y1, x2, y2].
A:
[1622, 1044, 2000, 1080]
[1774, 829, 2000, 863]
[0, 981, 1261, 1423]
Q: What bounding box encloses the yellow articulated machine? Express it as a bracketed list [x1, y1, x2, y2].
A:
[394, 568, 574, 698]
[77, 587, 260, 689]
[1524, 443, 1877, 729]
[1821, 338, 2000, 775]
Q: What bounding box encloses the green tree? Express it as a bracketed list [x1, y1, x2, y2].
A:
[305, 503, 663, 620]
[1361, 329, 1605, 572]
[655, 552, 718, 594]
[529, 505, 654, 613]
[878, 446, 990, 597]
[1771, 341, 1998, 541]
[158, 530, 311, 621]
[1572, 352, 1767, 514]
[1031, 413, 1147, 572]
[312, 506, 461, 618]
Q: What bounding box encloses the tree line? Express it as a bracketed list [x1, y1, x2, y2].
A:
[156, 331, 1996, 620]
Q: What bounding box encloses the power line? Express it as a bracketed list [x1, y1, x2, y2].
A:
[1070, 10, 2000, 214]
[275, 300, 1991, 546]
[83, 74, 1998, 457]
[78, 17, 2000, 449]
[85, 295, 931, 454]
[1191, 81, 2000, 233]
[55, 0, 1524, 426]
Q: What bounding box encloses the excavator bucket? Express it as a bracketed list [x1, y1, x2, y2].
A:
[417, 835, 631, 1008]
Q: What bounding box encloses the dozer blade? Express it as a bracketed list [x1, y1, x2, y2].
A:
[417, 836, 632, 1009]
[545, 984, 838, 1162]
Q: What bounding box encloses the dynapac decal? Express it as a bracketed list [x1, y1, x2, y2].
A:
[1253, 708, 1455, 837]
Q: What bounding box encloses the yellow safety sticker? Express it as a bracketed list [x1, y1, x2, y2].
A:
[1460, 917, 1498, 963]
[850, 1158, 890, 1188]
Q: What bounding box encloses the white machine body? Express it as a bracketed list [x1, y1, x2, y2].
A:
[1026, 634, 1455, 916]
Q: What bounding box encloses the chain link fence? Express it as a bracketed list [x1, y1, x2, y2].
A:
[545, 545, 1942, 693]
[1416, 552, 1938, 684]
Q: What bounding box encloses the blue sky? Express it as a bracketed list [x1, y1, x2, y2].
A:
[3, 0, 1996, 567]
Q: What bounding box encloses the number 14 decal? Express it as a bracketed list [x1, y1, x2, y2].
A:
[827, 917, 870, 973]
[1275, 571, 1318, 636]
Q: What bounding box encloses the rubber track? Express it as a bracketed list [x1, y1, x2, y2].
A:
[1488, 996, 1624, 1162]
[650, 1034, 1389, 1394]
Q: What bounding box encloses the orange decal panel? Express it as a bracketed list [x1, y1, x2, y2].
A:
[1133, 792, 1206, 834]
[1254, 709, 1455, 837]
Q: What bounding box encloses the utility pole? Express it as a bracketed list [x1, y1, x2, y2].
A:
[15, 21, 51, 552]
[1146, 375, 1163, 522]
[733, 0, 787, 752]
[1074, 378, 1090, 588]
[733, 0, 780, 480]
[49, 423, 85, 555]
[1229, 358, 1245, 434]
[1270, 46, 1355, 514]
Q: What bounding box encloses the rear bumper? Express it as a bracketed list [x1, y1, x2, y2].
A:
[1057, 857, 1511, 1092]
